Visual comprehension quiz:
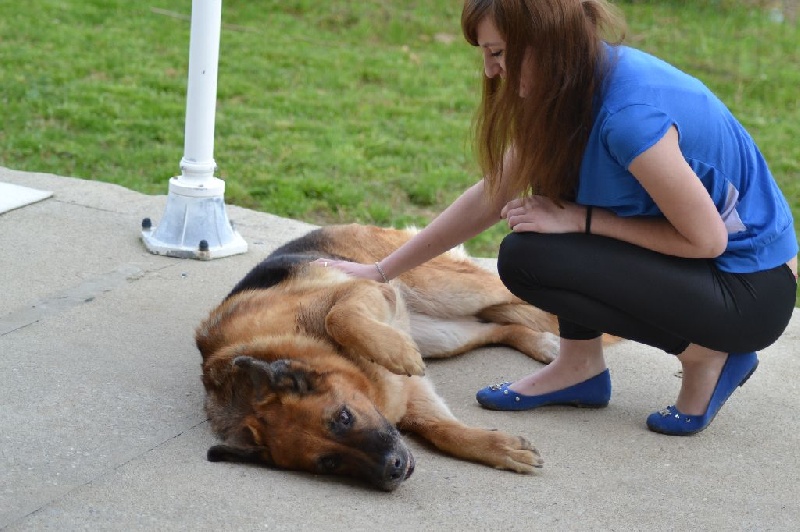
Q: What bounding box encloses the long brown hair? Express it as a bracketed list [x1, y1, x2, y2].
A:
[461, 0, 626, 203]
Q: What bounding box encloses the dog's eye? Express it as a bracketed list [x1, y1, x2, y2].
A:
[337, 407, 353, 426]
[329, 406, 355, 435]
[319, 455, 341, 472]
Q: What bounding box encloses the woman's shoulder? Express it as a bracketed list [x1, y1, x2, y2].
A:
[601, 44, 709, 110]
[606, 45, 684, 80]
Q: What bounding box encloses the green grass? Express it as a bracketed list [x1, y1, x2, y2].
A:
[1, 1, 798, 277]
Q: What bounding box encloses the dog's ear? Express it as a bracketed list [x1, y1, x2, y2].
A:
[207, 443, 275, 466]
[233, 356, 320, 395]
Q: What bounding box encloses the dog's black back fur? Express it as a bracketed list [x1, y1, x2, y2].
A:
[226, 228, 354, 299]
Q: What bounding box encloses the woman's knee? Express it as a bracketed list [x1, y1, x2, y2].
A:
[497, 232, 548, 292]
[497, 232, 524, 285]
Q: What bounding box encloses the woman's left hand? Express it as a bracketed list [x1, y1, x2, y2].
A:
[501, 196, 584, 234]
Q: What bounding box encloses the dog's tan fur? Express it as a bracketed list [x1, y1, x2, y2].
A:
[197, 224, 566, 490]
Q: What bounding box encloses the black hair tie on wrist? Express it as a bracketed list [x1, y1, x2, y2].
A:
[585, 206, 593, 235]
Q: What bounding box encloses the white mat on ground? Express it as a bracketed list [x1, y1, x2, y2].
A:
[0, 182, 53, 214]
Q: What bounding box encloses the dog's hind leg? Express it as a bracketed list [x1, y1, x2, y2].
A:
[398, 378, 543, 473]
[410, 312, 559, 364]
[325, 282, 426, 376]
[477, 303, 620, 353]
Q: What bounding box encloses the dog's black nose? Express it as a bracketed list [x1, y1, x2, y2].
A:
[387, 455, 405, 481]
[384, 449, 414, 484]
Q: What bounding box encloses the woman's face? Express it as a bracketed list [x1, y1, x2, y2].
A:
[476, 16, 506, 80]
[475, 16, 532, 97]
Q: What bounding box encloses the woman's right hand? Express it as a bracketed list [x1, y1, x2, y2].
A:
[309, 180, 498, 285]
[312, 258, 385, 282]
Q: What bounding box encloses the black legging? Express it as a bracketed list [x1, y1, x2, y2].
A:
[497, 232, 797, 355]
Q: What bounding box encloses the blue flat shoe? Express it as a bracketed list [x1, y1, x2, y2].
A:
[646, 352, 759, 436]
[476, 369, 611, 411]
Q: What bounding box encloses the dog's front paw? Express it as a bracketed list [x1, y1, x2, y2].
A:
[470, 431, 543, 473]
[495, 435, 543, 473]
[382, 348, 426, 377]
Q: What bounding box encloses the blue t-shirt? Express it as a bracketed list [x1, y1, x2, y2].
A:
[576, 45, 797, 273]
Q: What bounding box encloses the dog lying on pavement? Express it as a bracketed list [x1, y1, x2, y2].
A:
[196, 223, 563, 491]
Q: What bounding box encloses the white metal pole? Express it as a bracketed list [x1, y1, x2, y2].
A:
[178, 0, 221, 188]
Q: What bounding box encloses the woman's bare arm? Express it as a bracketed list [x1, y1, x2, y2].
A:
[378, 179, 503, 278]
[324, 179, 505, 280]
[504, 126, 728, 259]
[600, 126, 727, 258]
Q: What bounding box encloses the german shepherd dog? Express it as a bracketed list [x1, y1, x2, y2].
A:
[196, 224, 562, 491]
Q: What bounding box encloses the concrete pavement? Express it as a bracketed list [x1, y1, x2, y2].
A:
[1, 166, 798, 531]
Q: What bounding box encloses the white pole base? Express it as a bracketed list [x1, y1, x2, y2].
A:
[141, 177, 247, 260]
